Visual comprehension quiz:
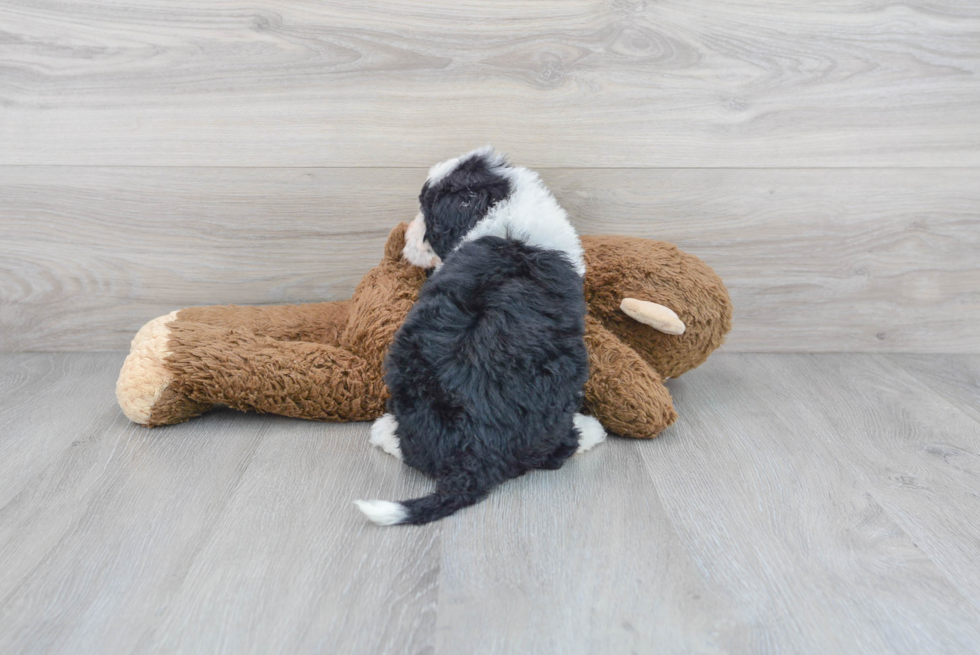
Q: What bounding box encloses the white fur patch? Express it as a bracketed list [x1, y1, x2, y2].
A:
[459, 159, 586, 276]
[402, 212, 441, 269]
[370, 413, 403, 460]
[353, 499, 408, 526]
[574, 413, 607, 454]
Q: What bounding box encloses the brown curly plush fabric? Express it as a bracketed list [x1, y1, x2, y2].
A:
[117, 223, 731, 439]
[178, 302, 351, 345]
[162, 320, 387, 424]
[581, 315, 677, 439]
[339, 227, 427, 370]
[582, 235, 733, 381]
[146, 227, 425, 426]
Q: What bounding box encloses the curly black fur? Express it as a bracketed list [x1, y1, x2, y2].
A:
[385, 235, 589, 525]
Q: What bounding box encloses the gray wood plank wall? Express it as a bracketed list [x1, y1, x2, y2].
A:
[1, 0, 978, 352]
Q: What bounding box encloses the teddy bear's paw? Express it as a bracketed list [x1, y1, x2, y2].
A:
[370, 413, 403, 460]
[116, 311, 186, 426]
[574, 413, 607, 454]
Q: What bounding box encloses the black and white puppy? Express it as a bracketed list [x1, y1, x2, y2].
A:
[354, 147, 605, 526]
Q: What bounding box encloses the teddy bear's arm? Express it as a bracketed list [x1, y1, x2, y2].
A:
[152, 219, 422, 351]
[339, 223, 427, 372]
[582, 315, 677, 439]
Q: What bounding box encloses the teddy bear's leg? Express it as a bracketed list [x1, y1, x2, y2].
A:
[116, 301, 356, 427]
[117, 222, 427, 428]
[582, 316, 677, 439]
[162, 321, 387, 423]
[116, 311, 213, 427]
[117, 310, 388, 427]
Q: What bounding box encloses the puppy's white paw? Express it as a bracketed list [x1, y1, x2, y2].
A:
[574, 413, 607, 454]
[370, 413, 403, 460]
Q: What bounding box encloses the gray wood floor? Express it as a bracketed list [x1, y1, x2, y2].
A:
[2, 352, 979, 654]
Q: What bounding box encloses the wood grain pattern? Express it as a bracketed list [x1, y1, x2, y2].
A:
[719, 353, 980, 614]
[642, 354, 980, 653]
[551, 168, 980, 353]
[3, 353, 980, 653]
[0, 353, 439, 654]
[139, 420, 439, 655]
[0, 167, 419, 352]
[2, 166, 977, 352]
[887, 354, 980, 424]
[1, 0, 978, 166]
[435, 439, 748, 654]
[0, 353, 121, 508]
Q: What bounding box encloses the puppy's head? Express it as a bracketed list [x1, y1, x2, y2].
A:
[403, 146, 511, 268]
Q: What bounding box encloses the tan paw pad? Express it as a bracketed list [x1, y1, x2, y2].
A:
[116, 311, 179, 425]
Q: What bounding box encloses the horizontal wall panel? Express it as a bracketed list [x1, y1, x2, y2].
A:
[1, 166, 976, 352]
[1, 0, 978, 166]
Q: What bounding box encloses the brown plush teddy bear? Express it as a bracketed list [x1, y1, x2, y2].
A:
[116, 222, 731, 439]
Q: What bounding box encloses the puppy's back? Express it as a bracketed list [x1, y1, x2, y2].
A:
[370, 235, 589, 524]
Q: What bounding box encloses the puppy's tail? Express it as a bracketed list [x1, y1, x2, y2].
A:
[354, 457, 500, 526]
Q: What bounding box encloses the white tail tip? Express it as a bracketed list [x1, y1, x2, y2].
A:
[353, 499, 408, 526]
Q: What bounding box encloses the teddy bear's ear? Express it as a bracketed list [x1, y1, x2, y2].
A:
[383, 222, 410, 261]
[621, 298, 686, 335]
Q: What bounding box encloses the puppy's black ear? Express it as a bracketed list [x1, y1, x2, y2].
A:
[419, 154, 510, 258]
